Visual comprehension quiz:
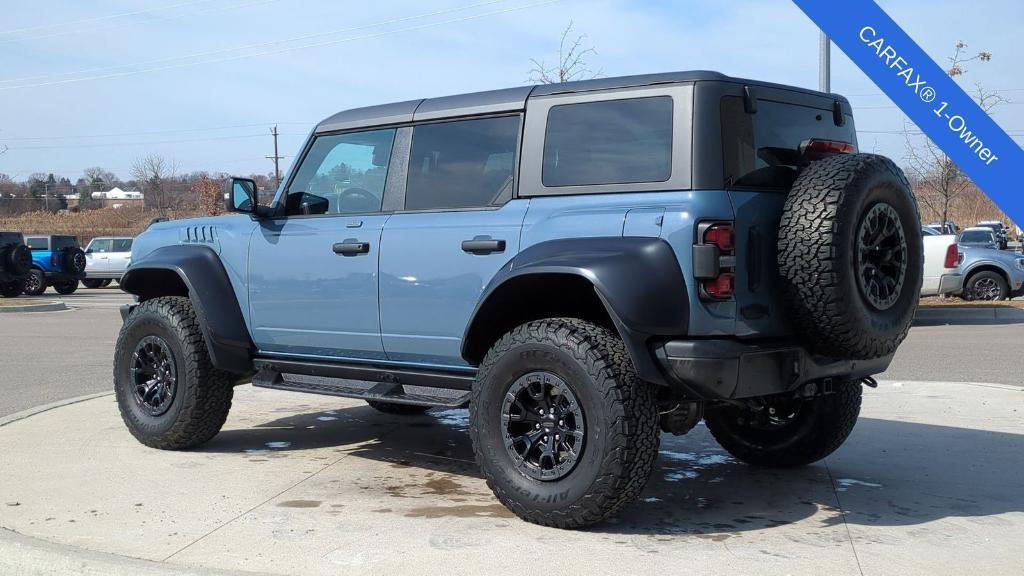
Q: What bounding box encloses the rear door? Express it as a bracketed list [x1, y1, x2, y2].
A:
[378, 115, 525, 367]
[109, 238, 133, 276]
[719, 90, 858, 337]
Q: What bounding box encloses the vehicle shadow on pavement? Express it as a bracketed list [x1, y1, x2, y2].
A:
[198, 406, 1024, 536]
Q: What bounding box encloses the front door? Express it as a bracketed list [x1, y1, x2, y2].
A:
[378, 115, 524, 367]
[248, 128, 397, 360]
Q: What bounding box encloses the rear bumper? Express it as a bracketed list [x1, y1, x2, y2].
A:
[938, 273, 964, 295]
[654, 339, 892, 400]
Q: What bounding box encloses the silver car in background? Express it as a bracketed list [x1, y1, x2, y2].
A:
[82, 237, 133, 289]
[956, 227, 1024, 300]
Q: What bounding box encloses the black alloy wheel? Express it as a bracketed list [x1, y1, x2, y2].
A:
[501, 371, 585, 481]
[856, 202, 908, 311]
[130, 335, 177, 417]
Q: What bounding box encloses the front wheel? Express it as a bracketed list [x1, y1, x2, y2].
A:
[964, 271, 1008, 301]
[23, 269, 46, 296]
[114, 296, 235, 450]
[53, 280, 79, 295]
[470, 318, 659, 529]
[704, 381, 863, 468]
[82, 278, 106, 289]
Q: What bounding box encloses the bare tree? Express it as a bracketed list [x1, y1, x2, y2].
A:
[904, 41, 1002, 228]
[130, 154, 178, 211]
[528, 21, 601, 84]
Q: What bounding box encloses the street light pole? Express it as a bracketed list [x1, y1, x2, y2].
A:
[819, 32, 831, 93]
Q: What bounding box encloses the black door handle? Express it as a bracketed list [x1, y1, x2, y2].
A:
[333, 242, 370, 255]
[461, 239, 506, 254]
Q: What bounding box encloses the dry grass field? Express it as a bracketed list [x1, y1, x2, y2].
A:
[0, 207, 204, 244]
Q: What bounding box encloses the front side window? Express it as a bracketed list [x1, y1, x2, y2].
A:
[285, 128, 396, 216]
[26, 238, 48, 250]
[542, 96, 673, 187]
[405, 115, 520, 211]
[89, 239, 114, 253]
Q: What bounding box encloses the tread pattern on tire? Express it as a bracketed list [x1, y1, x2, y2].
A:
[470, 318, 659, 529]
[115, 296, 234, 450]
[778, 153, 919, 359]
[705, 381, 862, 468]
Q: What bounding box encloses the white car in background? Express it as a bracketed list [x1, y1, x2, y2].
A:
[82, 237, 133, 288]
[920, 226, 963, 296]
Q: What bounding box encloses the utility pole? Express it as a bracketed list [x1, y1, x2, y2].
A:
[266, 125, 283, 189]
[819, 31, 831, 93]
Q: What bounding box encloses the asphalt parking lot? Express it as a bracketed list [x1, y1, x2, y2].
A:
[1, 289, 1022, 575]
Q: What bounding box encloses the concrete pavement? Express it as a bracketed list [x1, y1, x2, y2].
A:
[1, 381, 1022, 576]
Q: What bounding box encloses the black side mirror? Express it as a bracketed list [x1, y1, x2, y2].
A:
[226, 177, 258, 214]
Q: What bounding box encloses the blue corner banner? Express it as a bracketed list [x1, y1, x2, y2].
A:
[791, 0, 1024, 226]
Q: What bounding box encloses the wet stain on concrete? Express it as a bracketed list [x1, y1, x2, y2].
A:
[277, 500, 322, 508]
[422, 477, 474, 497]
[372, 508, 393, 513]
[404, 503, 514, 519]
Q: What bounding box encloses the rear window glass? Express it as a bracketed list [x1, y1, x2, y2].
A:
[960, 230, 993, 243]
[542, 96, 673, 187]
[51, 236, 78, 250]
[721, 96, 857, 189]
[113, 239, 133, 252]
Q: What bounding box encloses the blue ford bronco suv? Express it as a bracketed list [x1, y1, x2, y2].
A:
[23, 234, 88, 295]
[115, 71, 922, 528]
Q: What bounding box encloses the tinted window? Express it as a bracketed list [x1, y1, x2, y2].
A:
[960, 230, 994, 243]
[89, 239, 114, 252]
[542, 97, 672, 187]
[405, 116, 520, 211]
[51, 236, 78, 250]
[287, 128, 395, 215]
[112, 239, 133, 252]
[721, 96, 857, 189]
[26, 238, 48, 250]
[921, 227, 940, 236]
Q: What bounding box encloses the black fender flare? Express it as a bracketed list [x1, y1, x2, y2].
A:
[120, 245, 254, 374]
[461, 237, 689, 385]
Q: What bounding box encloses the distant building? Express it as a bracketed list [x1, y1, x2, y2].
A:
[66, 187, 144, 208]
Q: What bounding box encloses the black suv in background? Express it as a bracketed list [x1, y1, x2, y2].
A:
[0, 232, 33, 297]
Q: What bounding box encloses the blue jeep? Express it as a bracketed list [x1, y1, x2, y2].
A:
[23, 235, 87, 295]
[115, 71, 923, 528]
[0, 232, 33, 297]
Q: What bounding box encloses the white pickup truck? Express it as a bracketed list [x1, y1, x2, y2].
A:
[920, 227, 963, 296]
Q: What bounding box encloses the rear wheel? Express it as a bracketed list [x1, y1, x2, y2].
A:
[115, 296, 235, 450]
[964, 270, 1008, 301]
[53, 280, 78, 295]
[365, 401, 430, 415]
[704, 381, 863, 468]
[23, 269, 46, 296]
[82, 279, 106, 289]
[470, 318, 659, 529]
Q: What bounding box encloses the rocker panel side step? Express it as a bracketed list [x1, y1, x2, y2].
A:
[251, 358, 474, 408]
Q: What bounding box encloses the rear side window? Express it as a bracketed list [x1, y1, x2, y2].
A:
[721, 96, 857, 189]
[51, 236, 78, 250]
[542, 96, 673, 187]
[405, 115, 520, 211]
[112, 239, 133, 252]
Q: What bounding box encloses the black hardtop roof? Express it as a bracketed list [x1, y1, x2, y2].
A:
[25, 234, 78, 240]
[314, 70, 848, 133]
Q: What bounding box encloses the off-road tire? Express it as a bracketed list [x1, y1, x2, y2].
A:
[4, 244, 32, 276]
[23, 269, 46, 296]
[53, 280, 78, 295]
[470, 318, 659, 529]
[115, 296, 235, 450]
[365, 400, 431, 415]
[705, 381, 863, 468]
[963, 270, 1008, 301]
[778, 153, 922, 359]
[0, 281, 23, 298]
[82, 278, 106, 289]
[63, 248, 87, 275]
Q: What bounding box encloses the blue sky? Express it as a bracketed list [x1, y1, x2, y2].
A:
[0, 0, 1021, 182]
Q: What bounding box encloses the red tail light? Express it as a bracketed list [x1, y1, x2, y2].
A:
[703, 223, 735, 252]
[51, 254, 58, 267]
[802, 138, 857, 155]
[704, 273, 735, 299]
[944, 243, 959, 268]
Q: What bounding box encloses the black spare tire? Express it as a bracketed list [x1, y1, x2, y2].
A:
[6, 244, 32, 276]
[64, 247, 87, 274]
[777, 153, 922, 360]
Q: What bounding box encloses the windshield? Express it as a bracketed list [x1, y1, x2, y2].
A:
[921, 226, 940, 236]
[960, 230, 994, 244]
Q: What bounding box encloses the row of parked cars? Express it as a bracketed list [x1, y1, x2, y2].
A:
[922, 223, 1024, 301]
[0, 233, 133, 297]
